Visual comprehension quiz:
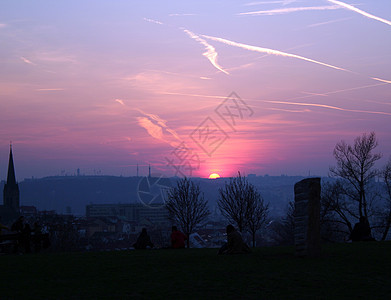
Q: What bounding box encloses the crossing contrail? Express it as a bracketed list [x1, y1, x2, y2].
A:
[327, 0, 391, 27]
[183, 29, 229, 75]
[262, 99, 391, 116]
[201, 34, 347, 71]
[162, 80, 391, 116]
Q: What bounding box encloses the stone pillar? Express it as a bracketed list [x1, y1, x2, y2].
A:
[294, 177, 321, 257]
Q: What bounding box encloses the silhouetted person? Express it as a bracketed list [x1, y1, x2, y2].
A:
[0, 217, 9, 235]
[171, 226, 187, 249]
[218, 225, 250, 255]
[11, 216, 24, 233]
[350, 216, 374, 242]
[33, 222, 42, 252]
[133, 228, 154, 249]
[21, 223, 32, 253]
[11, 216, 24, 253]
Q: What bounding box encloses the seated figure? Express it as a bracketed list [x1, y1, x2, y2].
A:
[133, 228, 154, 249]
[218, 225, 251, 255]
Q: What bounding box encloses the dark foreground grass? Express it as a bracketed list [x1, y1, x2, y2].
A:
[1, 242, 391, 299]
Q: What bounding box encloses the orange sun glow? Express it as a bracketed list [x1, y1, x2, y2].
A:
[208, 173, 221, 179]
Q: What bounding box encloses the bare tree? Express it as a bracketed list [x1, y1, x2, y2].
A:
[269, 201, 295, 246]
[329, 132, 381, 220]
[379, 159, 391, 241]
[218, 172, 269, 247]
[320, 181, 353, 241]
[246, 191, 269, 247]
[165, 177, 210, 248]
[218, 172, 251, 232]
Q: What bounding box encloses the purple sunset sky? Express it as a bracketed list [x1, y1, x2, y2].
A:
[1, 0, 391, 180]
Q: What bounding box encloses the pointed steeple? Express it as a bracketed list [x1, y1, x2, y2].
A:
[148, 164, 151, 178]
[3, 143, 19, 214]
[7, 143, 17, 186]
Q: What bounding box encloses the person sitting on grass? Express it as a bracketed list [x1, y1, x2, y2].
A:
[218, 224, 251, 255]
[171, 226, 187, 249]
[133, 228, 154, 249]
[350, 216, 375, 242]
[0, 217, 9, 235]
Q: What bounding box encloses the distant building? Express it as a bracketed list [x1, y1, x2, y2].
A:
[86, 203, 169, 225]
[20, 205, 37, 216]
[0, 145, 20, 223]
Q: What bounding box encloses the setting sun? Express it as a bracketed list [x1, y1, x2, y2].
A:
[208, 173, 221, 179]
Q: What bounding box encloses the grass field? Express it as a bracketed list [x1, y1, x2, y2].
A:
[1, 242, 390, 299]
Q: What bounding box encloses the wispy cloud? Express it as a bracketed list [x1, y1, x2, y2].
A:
[115, 99, 125, 105]
[0, 23, 7, 29]
[20, 56, 37, 66]
[114, 99, 182, 146]
[239, 5, 340, 16]
[143, 18, 163, 25]
[136, 110, 181, 147]
[183, 29, 229, 75]
[201, 34, 347, 71]
[327, 0, 391, 27]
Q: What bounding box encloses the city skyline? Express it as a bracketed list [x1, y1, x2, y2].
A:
[1, 0, 391, 180]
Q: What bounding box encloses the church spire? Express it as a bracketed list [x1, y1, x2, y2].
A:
[7, 143, 17, 186]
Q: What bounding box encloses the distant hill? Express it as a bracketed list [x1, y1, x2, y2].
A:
[1, 175, 316, 216]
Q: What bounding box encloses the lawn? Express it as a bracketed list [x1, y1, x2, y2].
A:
[1, 242, 390, 299]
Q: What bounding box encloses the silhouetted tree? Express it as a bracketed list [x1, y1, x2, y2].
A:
[218, 172, 251, 233]
[320, 181, 353, 241]
[379, 159, 391, 241]
[329, 132, 381, 221]
[246, 191, 269, 247]
[218, 172, 269, 246]
[269, 201, 295, 246]
[165, 177, 210, 248]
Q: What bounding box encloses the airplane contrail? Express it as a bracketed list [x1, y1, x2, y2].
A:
[307, 17, 352, 28]
[162, 80, 391, 116]
[36, 88, 65, 91]
[244, 1, 298, 6]
[371, 77, 391, 84]
[262, 99, 391, 116]
[143, 18, 163, 25]
[239, 5, 340, 16]
[183, 29, 229, 75]
[201, 34, 347, 71]
[327, 0, 391, 27]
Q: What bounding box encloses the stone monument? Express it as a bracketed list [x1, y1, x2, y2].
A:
[294, 177, 321, 257]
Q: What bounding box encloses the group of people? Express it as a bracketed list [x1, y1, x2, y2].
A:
[0, 216, 49, 253]
[133, 226, 188, 250]
[133, 224, 250, 254]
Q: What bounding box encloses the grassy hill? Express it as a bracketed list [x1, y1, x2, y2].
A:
[1, 242, 390, 299]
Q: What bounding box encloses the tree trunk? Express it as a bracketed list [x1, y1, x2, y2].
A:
[252, 232, 256, 248]
[381, 212, 391, 241]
